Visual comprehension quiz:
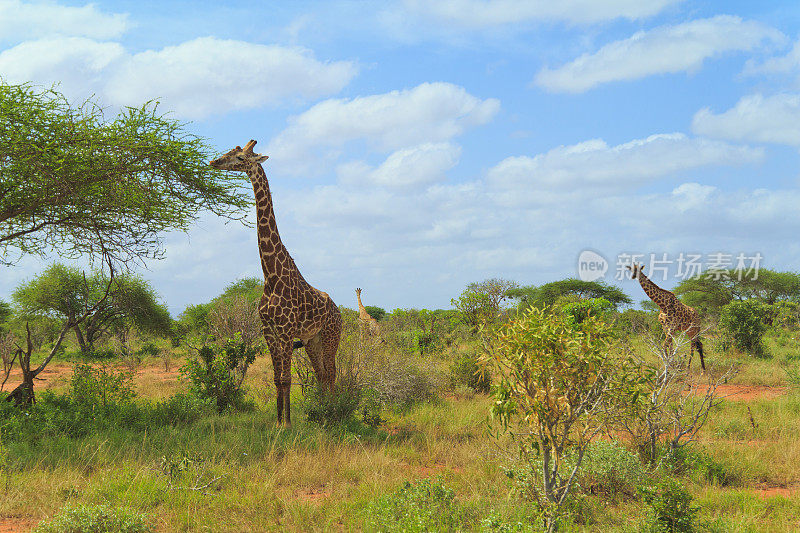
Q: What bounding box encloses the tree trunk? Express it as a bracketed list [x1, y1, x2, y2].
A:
[73, 323, 88, 353]
[5, 372, 34, 406]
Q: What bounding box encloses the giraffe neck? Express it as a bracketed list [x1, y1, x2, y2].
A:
[247, 164, 289, 285]
[637, 271, 677, 313]
[357, 292, 365, 312]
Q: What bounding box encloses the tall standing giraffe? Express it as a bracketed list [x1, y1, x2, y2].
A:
[210, 140, 341, 425]
[355, 288, 381, 337]
[627, 263, 705, 370]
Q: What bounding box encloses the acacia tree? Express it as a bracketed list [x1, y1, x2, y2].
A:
[12, 263, 170, 354]
[0, 82, 250, 266]
[507, 278, 632, 311]
[6, 262, 115, 405]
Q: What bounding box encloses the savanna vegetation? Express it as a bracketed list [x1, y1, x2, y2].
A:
[3, 83, 800, 532]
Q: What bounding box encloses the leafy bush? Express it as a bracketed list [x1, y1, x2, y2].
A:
[136, 342, 160, 358]
[577, 440, 645, 502]
[300, 380, 364, 427]
[70, 363, 136, 410]
[366, 479, 475, 532]
[449, 351, 491, 393]
[719, 300, 769, 356]
[483, 307, 640, 532]
[180, 333, 257, 411]
[34, 504, 153, 533]
[640, 479, 699, 533]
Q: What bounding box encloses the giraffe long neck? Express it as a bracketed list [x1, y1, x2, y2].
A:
[247, 164, 289, 286]
[357, 292, 365, 312]
[637, 271, 677, 313]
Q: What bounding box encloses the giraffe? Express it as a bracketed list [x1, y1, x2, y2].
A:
[627, 263, 705, 370]
[210, 140, 341, 425]
[355, 288, 381, 337]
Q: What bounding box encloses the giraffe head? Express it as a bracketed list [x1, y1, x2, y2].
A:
[355, 288, 362, 296]
[626, 263, 646, 279]
[210, 139, 269, 171]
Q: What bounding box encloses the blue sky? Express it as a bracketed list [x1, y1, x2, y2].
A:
[2, 0, 800, 315]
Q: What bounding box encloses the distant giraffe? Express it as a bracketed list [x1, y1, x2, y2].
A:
[210, 140, 341, 425]
[628, 263, 705, 370]
[355, 288, 381, 337]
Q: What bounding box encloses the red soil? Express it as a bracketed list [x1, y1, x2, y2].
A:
[0, 518, 34, 533]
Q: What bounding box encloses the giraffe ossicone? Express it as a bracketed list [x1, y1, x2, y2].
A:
[210, 140, 342, 426]
[628, 262, 705, 370]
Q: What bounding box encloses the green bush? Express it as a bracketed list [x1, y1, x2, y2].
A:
[449, 351, 491, 393]
[366, 478, 475, 532]
[70, 363, 136, 409]
[34, 504, 153, 533]
[180, 333, 257, 412]
[719, 300, 769, 357]
[577, 440, 645, 502]
[136, 342, 160, 358]
[640, 479, 699, 533]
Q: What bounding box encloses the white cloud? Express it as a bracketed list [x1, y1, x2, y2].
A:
[105, 37, 358, 119]
[486, 133, 762, 195]
[535, 15, 785, 93]
[338, 143, 462, 189]
[0, 36, 357, 119]
[0, 37, 124, 99]
[267, 82, 500, 175]
[744, 39, 800, 77]
[402, 0, 683, 27]
[0, 0, 128, 40]
[692, 93, 800, 146]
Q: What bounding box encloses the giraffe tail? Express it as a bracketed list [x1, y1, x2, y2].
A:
[293, 340, 304, 349]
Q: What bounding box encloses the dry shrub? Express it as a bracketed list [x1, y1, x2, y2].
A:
[207, 294, 262, 348]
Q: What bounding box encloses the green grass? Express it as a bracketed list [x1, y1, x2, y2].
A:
[2, 329, 800, 531]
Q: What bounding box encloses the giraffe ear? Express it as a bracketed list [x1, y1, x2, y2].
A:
[253, 154, 269, 163]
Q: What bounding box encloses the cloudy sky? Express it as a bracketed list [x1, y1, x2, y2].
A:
[2, 0, 800, 314]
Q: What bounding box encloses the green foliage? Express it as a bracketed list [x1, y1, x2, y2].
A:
[177, 303, 211, 336]
[558, 297, 614, 326]
[640, 479, 699, 533]
[770, 301, 800, 329]
[507, 278, 632, 312]
[450, 351, 492, 393]
[0, 81, 250, 265]
[300, 381, 380, 428]
[213, 277, 263, 307]
[136, 342, 160, 359]
[180, 334, 257, 412]
[577, 440, 646, 502]
[451, 289, 495, 332]
[0, 388, 211, 444]
[70, 363, 136, 409]
[364, 305, 386, 322]
[719, 300, 769, 356]
[0, 298, 10, 329]
[33, 504, 153, 533]
[12, 264, 171, 353]
[366, 479, 475, 532]
[674, 269, 800, 317]
[484, 307, 641, 531]
[615, 309, 660, 336]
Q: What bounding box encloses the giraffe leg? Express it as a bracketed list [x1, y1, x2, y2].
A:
[267, 336, 293, 426]
[322, 308, 342, 395]
[303, 334, 328, 391]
